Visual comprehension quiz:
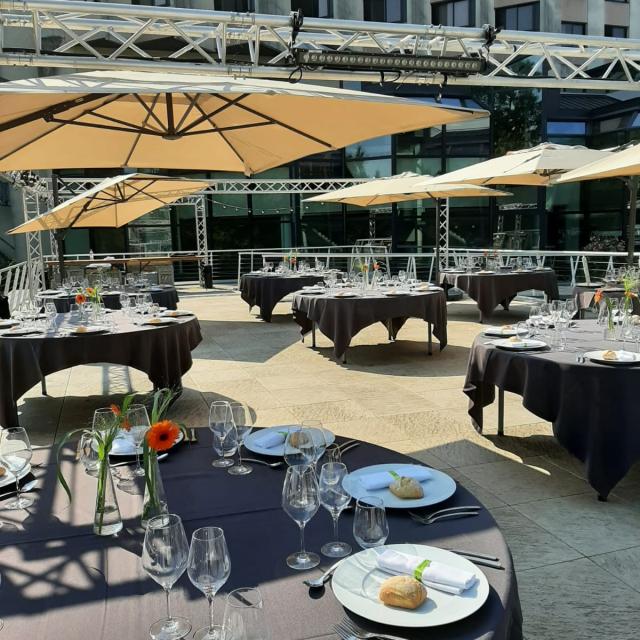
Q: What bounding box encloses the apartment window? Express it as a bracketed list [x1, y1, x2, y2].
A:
[293, 0, 331, 17]
[561, 21, 586, 35]
[215, 0, 255, 10]
[432, 0, 472, 27]
[363, 0, 406, 23]
[132, 0, 174, 6]
[495, 2, 540, 31]
[605, 25, 628, 38]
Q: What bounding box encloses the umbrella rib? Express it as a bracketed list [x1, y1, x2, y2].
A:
[215, 94, 334, 149]
[179, 122, 272, 136]
[47, 114, 165, 136]
[124, 94, 161, 167]
[133, 94, 167, 132]
[178, 93, 250, 135]
[175, 92, 202, 131]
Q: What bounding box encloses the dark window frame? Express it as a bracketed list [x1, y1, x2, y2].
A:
[604, 24, 628, 38]
[495, 2, 540, 32]
[561, 21, 586, 35]
[363, 0, 407, 23]
[432, 0, 474, 27]
[291, 0, 332, 18]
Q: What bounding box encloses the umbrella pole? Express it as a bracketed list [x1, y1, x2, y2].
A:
[627, 176, 639, 266]
[51, 175, 67, 283]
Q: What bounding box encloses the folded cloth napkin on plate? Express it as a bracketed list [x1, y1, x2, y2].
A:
[358, 466, 431, 491]
[252, 430, 289, 449]
[376, 549, 477, 596]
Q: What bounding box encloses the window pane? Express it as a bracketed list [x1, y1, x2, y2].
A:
[363, 0, 385, 21]
[453, 0, 470, 26]
[345, 158, 392, 179]
[216, 0, 254, 10]
[345, 136, 391, 159]
[385, 0, 404, 22]
[128, 226, 172, 253]
[294, 0, 331, 18]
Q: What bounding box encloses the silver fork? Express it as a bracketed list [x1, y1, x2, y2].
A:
[242, 458, 284, 469]
[409, 505, 481, 525]
[334, 618, 407, 640]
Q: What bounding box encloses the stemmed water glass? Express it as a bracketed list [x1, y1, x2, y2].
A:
[187, 527, 231, 640]
[126, 404, 151, 477]
[227, 402, 253, 476]
[301, 419, 330, 469]
[283, 427, 316, 468]
[538, 302, 552, 337]
[318, 463, 352, 558]
[209, 401, 235, 468]
[142, 513, 191, 640]
[223, 588, 270, 640]
[353, 496, 389, 549]
[0, 427, 34, 510]
[282, 465, 320, 570]
[79, 431, 100, 477]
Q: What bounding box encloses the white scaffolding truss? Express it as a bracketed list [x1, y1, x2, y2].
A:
[0, 0, 639, 90]
[21, 189, 47, 296]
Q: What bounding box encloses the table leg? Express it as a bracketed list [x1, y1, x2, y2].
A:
[341, 349, 348, 365]
[427, 323, 433, 356]
[312, 322, 316, 349]
[598, 494, 608, 502]
[388, 320, 393, 342]
[41, 377, 47, 396]
[498, 388, 505, 436]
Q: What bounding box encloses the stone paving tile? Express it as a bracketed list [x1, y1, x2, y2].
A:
[590, 546, 640, 592]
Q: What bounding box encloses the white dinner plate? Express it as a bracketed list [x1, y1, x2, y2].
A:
[493, 338, 548, 351]
[0, 457, 32, 488]
[342, 463, 456, 509]
[476, 270, 495, 274]
[0, 320, 20, 329]
[331, 544, 490, 628]
[0, 327, 45, 337]
[243, 426, 335, 457]
[69, 326, 107, 335]
[384, 290, 409, 297]
[483, 325, 528, 337]
[160, 310, 194, 317]
[585, 350, 640, 366]
[110, 429, 184, 456]
[334, 292, 358, 298]
[143, 317, 179, 326]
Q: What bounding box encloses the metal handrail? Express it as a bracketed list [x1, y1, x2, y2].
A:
[0, 261, 30, 312]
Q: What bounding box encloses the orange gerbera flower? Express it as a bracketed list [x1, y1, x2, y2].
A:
[75, 293, 86, 305]
[110, 404, 121, 416]
[624, 290, 638, 299]
[594, 289, 603, 305]
[146, 420, 180, 452]
[86, 287, 95, 296]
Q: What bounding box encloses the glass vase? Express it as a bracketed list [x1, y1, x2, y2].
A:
[141, 451, 168, 528]
[93, 460, 123, 536]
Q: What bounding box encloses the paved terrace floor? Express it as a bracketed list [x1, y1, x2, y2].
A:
[15, 286, 640, 640]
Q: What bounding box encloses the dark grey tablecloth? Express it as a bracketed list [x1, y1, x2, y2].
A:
[0, 434, 521, 640]
[0, 312, 201, 429]
[292, 290, 448, 359]
[439, 270, 559, 322]
[42, 287, 180, 312]
[240, 273, 325, 322]
[464, 320, 640, 497]
[572, 284, 640, 316]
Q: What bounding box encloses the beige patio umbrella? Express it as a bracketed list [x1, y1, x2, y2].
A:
[305, 172, 510, 273]
[425, 143, 612, 186]
[8, 173, 208, 233]
[0, 70, 487, 175]
[305, 172, 511, 206]
[557, 142, 640, 264]
[7, 173, 208, 277]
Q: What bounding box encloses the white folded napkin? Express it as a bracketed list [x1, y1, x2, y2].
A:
[376, 549, 477, 596]
[253, 430, 288, 449]
[358, 466, 431, 491]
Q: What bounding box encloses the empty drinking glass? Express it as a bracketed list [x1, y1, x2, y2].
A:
[227, 402, 254, 476]
[318, 463, 352, 558]
[208, 401, 235, 469]
[126, 404, 151, 477]
[282, 465, 320, 570]
[318, 443, 342, 466]
[187, 527, 231, 640]
[142, 513, 191, 640]
[79, 431, 100, 477]
[0, 427, 33, 510]
[353, 496, 388, 549]
[223, 588, 270, 640]
[283, 427, 316, 468]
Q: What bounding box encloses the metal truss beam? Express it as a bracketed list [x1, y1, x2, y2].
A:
[21, 189, 47, 297]
[1, 0, 640, 90]
[437, 198, 450, 269]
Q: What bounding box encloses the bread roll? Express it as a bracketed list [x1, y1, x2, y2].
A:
[389, 476, 424, 499]
[603, 350, 618, 361]
[0, 466, 6, 477]
[379, 575, 427, 610]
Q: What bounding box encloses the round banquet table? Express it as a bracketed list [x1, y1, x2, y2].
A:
[40, 287, 180, 312]
[464, 319, 640, 498]
[292, 289, 448, 361]
[0, 311, 201, 429]
[240, 273, 325, 322]
[0, 434, 522, 640]
[439, 270, 559, 322]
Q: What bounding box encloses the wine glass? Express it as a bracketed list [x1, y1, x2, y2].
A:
[281, 465, 320, 570]
[223, 588, 270, 640]
[142, 513, 191, 640]
[301, 419, 330, 469]
[0, 427, 34, 510]
[227, 402, 254, 476]
[538, 302, 551, 336]
[208, 401, 235, 468]
[318, 463, 352, 558]
[79, 431, 100, 477]
[283, 427, 316, 468]
[565, 298, 577, 320]
[318, 443, 342, 466]
[353, 496, 389, 549]
[126, 403, 151, 477]
[187, 527, 231, 640]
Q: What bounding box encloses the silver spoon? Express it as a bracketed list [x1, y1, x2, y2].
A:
[303, 560, 343, 588]
[242, 458, 284, 469]
[110, 453, 168, 468]
[1, 478, 39, 499]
